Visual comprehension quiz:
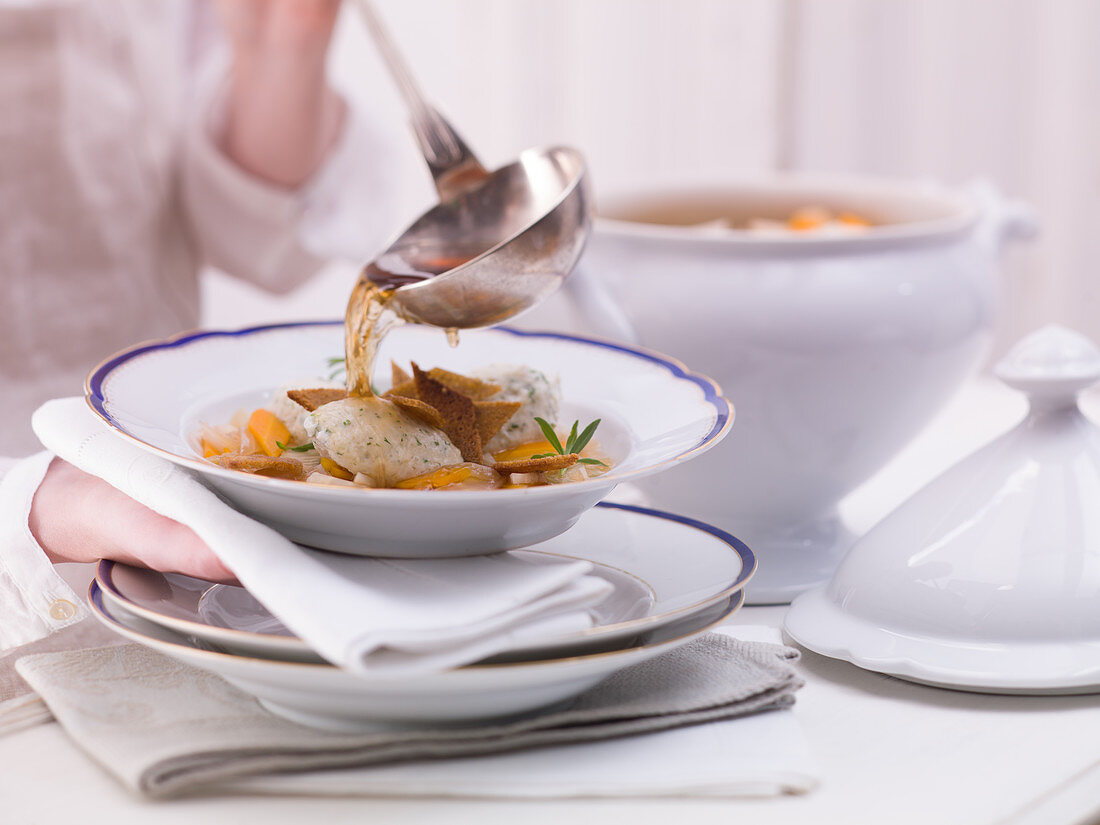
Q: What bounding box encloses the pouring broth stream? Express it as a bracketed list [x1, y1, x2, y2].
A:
[345, 244, 492, 395]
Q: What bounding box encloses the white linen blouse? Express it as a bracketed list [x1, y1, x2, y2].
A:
[0, 1, 394, 650]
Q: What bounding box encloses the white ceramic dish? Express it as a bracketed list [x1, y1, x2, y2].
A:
[785, 589, 1100, 696]
[95, 502, 755, 663]
[86, 324, 731, 557]
[785, 327, 1100, 695]
[89, 580, 743, 729]
[559, 175, 1035, 602]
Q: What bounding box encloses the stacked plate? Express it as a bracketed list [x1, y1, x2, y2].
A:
[91, 503, 755, 730]
[84, 323, 744, 730]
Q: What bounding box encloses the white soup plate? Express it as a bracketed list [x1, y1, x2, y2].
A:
[86, 323, 730, 557]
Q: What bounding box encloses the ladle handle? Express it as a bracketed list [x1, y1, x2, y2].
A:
[353, 0, 489, 200]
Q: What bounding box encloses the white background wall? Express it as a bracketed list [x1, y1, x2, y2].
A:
[203, 0, 1099, 360]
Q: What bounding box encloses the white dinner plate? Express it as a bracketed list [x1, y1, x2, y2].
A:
[89, 580, 744, 730]
[95, 502, 756, 663]
[86, 323, 731, 557]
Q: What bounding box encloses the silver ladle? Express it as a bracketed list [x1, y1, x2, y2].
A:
[354, 0, 592, 329]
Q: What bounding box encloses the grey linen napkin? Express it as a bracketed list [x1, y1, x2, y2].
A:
[16, 632, 803, 799]
[0, 618, 121, 734]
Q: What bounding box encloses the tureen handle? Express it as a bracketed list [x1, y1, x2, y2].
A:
[966, 179, 1039, 251]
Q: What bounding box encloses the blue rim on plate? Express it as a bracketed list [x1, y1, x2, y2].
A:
[594, 502, 757, 593]
[85, 321, 732, 472]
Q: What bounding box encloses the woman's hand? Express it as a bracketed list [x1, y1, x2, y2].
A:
[29, 459, 236, 583]
[216, 0, 346, 187]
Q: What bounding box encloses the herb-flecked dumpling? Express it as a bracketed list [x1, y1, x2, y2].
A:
[304, 397, 460, 487]
[471, 364, 561, 453]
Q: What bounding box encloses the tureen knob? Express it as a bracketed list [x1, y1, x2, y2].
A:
[994, 324, 1100, 407]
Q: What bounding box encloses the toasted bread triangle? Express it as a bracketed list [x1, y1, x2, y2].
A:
[388, 394, 446, 430]
[475, 400, 522, 445]
[390, 361, 412, 390]
[493, 453, 578, 475]
[286, 388, 347, 412]
[210, 453, 306, 480]
[427, 368, 501, 401]
[412, 363, 483, 463]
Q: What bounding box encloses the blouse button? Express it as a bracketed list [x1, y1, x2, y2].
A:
[49, 599, 77, 621]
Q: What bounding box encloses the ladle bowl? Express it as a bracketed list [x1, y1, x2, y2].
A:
[378, 145, 591, 329]
[355, 0, 591, 329]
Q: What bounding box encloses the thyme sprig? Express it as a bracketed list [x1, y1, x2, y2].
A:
[276, 441, 315, 453]
[532, 417, 606, 466]
[325, 356, 346, 381]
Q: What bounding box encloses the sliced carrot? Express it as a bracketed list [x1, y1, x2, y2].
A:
[395, 466, 473, 490]
[838, 212, 871, 227]
[320, 456, 355, 481]
[247, 409, 291, 457]
[491, 440, 556, 463]
[787, 207, 827, 231]
[201, 438, 231, 458]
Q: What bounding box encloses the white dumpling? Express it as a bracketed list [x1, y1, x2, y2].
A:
[304, 397, 460, 487]
[266, 378, 343, 445]
[472, 364, 562, 453]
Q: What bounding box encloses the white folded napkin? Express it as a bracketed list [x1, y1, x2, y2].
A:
[31, 398, 612, 675]
[15, 629, 815, 799]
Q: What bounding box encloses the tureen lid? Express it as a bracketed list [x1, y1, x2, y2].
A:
[785, 325, 1100, 693]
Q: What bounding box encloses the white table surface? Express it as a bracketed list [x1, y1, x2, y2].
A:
[3, 378, 1100, 825]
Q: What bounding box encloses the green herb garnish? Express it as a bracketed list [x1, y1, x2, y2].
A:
[325, 356, 346, 381]
[532, 417, 606, 466]
[276, 441, 314, 452]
